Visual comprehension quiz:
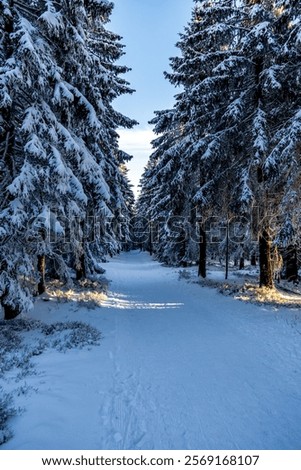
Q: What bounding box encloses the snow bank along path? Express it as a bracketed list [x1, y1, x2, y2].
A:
[3, 251, 301, 450]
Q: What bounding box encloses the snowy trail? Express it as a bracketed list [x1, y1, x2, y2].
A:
[3, 251, 301, 450]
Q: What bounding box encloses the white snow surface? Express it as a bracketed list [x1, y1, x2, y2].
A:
[2, 251, 301, 450]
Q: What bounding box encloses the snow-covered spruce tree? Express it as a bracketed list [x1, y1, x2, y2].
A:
[236, 0, 280, 288]
[137, 110, 173, 257]
[139, 0, 300, 288]
[160, 0, 247, 275]
[225, 0, 301, 288]
[115, 163, 135, 252]
[82, 3, 137, 260]
[136, 140, 161, 254]
[137, 106, 198, 266]
[263, 0, 301, 282]
[136, 130, 165, 255]
[179, 0, 297, 287]
[138, 1, 242, 271]
[41, 0, 137, 277]
[0, 1, 136, 318]
[184, 0, 300, 288]
[0, 0, 85, 317]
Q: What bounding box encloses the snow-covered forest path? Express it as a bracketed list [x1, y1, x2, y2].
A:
[3, 251, 301, 450]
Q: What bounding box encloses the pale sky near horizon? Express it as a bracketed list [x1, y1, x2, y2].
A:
[109, 0, 194, 196]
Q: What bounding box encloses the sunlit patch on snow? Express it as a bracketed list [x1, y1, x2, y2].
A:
[42, 285, 183, 310]
[274, 6, 285, 17]
[46, 281, 107, 308]
[101, 291, 183, 310]
[234, 284, 301, 307]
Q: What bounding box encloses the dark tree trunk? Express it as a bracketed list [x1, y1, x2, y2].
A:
[259, 229, 273, 288]
[198, 225, 206, 278]
[148, 233, 153, 256]
[1, 286, 20, 320]
[239, 256, 245, 270]
[37, 254, 46, 295]
[76, 252, 86, 280]
[285, 245, 298, 282]
[76, 219, 87, 280]
[148, 221, 153, 256]
[251, 253, 256, 266]
[47, 258, 60, 280]
[3, 302, 20, 320]
[179, 238, 187, 266]
[225, 220, 229, 280]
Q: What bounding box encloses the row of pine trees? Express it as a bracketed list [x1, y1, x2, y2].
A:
[0, 0, 136, 319]
[138, 0, 301, 288]
[2, 0, 301, 319]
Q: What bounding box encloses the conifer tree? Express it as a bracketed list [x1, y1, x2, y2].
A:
[139, 0, 301, 288]
[264, 0, 301, 281]
[0, 0, 136, 318]
[140, 0, 246, 270]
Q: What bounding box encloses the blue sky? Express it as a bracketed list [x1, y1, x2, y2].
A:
[109, 0, 194, 195]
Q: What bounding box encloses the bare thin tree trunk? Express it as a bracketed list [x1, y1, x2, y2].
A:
[225, 219, 229, 280]
[76, 252, 86, 280]
[198, 224, 206, 278]
[239, 256, 245, 270]
[37, 254, 46, 294]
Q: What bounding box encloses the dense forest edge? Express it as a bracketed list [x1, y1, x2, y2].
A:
[137, 0, 301, 293]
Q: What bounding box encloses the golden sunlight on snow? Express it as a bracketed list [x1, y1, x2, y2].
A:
[45, 284, 183, 310]
[46, 286, 107, 308]
[234, 284, 301, 307]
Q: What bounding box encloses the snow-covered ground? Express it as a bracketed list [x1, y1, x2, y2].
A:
[1, 250, 301, 450]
